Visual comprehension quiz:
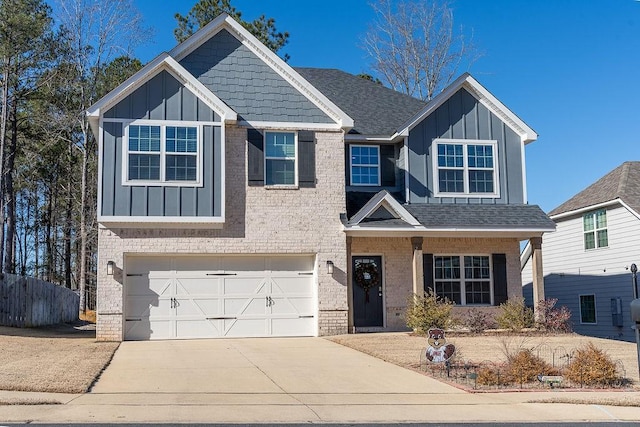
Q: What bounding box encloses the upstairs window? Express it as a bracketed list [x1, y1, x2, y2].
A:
[265, 131, 296, 186]
[434, 139, 498, 197]
[583, 209, 608, 250]
[350, 145, 380, 186]
[124, 122, 201, 186]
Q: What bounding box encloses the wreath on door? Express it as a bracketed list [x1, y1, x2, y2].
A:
[354, 262, 380, 303]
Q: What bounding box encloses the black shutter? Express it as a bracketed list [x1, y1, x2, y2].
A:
[380, 144, 395, 186]
[298, 130, 316, 188]
[493, 253, 508, 305]
[423, 253, 434, 295]
[247, 129, 264, 186]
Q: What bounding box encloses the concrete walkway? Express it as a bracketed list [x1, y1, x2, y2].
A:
[1, 338, 640, 423]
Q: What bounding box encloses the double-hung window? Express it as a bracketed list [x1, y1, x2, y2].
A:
[583, 209, 608, 250]
[125, 122, 201, 186]
[434, 139, 498, 197]
[350, 145, 380, 186]
[433, 255, 492, 305]
[265, 131, 296, 186]
[579, 294, 596, 324]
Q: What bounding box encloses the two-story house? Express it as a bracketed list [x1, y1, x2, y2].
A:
[522, 162, 640, 342]
[88, 13, 554, 341]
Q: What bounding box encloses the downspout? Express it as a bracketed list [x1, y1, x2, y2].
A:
[404, 136, 410, 203]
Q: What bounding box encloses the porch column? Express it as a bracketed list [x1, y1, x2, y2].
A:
[346, 236, 354, 332]
[531, 236, 545, 319]
[411, 237, 424, 295]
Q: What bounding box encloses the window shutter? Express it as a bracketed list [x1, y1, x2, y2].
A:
[423, 253, 434, 295]
[298, 130, 316, 188]
[247, 129, 264, 186]
[380, 144, 395, 186]
[492, 253, 508, 305]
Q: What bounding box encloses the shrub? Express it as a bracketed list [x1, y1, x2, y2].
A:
[504, 349, 557, 385]
[476, 365, 509, 386]
[496, 298, 534, 332]
[535, 298, 572, 333]
[564, 343, 620, 387]
[462, 308, 496, 334]
[405, 289, 456, 333]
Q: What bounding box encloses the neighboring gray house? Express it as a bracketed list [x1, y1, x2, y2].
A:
[522, 162, 640, 342]
[88, 13, 554, 341]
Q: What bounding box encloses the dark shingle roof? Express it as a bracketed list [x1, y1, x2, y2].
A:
[295, 67, 426, 136]
[404, 204, 555, 230]
[549, 162, 640, 216]
[346, 191, 405, 218]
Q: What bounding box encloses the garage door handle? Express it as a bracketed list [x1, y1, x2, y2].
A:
[206, 316, 237, 320]
[206, 273, 237, 276]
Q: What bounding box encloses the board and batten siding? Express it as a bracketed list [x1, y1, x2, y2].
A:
[522, 204, 639, 341]
[100, 70, 223, 219]
[407, 87, 524, 204]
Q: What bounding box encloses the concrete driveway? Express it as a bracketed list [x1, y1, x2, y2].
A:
[2, 338, 640, 423]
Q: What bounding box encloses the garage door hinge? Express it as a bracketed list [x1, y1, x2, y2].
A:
[298, 315, 314, 318]
[125, 318, 142, 322]
[206, 273, 238, 276]
[298, 272, 313, 276]
[126, 273, 146, 277]
[206, 316, 237, 320]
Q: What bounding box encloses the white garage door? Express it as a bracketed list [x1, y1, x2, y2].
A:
[124, 255, 316, 340]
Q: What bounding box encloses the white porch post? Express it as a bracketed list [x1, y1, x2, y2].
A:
[411, 237, 424, 295]
[346, 236, 354, 332]
[531, 236, 545, 319]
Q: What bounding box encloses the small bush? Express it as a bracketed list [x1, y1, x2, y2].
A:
[462, 308, 496, 334]
[504, 349, 557, 385]
[564, 343, 620, 386]
[535, 298, 572, 333]
[476, 365, 509, 386]
[496, 298, 534, 332]
[405, 289, 456, 333]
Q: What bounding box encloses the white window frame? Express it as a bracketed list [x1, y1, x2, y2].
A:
[432, 254, 494, 306]
[583, 209, 608, 250]
[122, 120, 204, 187]
[579, 294, 597, 324]
[264, 131, 298, 187]
[432, 139, 500, 198]
[350, 144, 381, 186]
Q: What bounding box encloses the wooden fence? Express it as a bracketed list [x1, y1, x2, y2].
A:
[0, 273, 79, 327]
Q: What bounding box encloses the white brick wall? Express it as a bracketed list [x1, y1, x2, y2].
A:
[350, 236, 522, 331]
[97, 126, 348, 341]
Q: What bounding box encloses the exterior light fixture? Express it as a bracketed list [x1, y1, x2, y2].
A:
[107, 261, 115, 276]
[326, 260, 334, 275]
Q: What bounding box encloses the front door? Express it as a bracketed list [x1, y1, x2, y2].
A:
[352, 256, 384, 327]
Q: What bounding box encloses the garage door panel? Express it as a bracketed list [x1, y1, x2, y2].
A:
[175, 278, 220, 295]
[174, 256, 221, 271]
[223, 277, 267, 294]
[270, 297, 314, 315]
[175, 297, 220, 317]
[271, 277, 313, 295]
[271, 318, 314, 336]
[224, 319, 266, 337]
[176, 319, 220, 338]
[220, 256, 267, 271]
[126, 296, 170, 317]
[127, 257, 172, 274]
[225, 297, 266, 316]
[270, 256, 314, 272]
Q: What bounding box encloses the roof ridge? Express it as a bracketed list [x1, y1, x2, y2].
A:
[617, 162, 631, 197]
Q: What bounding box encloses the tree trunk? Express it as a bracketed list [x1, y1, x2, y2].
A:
[0, 56, 11, 276]
[4, 93, 18, 274]
[63, 141, 73, 289]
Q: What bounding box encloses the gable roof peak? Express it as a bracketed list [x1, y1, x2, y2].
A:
[549, 161, 640, 217]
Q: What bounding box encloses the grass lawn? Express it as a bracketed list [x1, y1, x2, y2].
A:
[0, 323, 119, 393]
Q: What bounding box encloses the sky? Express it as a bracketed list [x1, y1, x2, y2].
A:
[131, 0, 640, 213]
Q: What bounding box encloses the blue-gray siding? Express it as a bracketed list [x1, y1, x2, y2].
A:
[407, 88, 524, 204]
[104, 70, 221, 122]
[101, 122, 222, 218]
[523, 273, 636, 342]
[179, 29, 333, 124]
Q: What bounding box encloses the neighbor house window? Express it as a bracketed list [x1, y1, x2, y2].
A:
[434, 139, 498, 197]
[583, 209, 608, 250]
[125, 122, 201, 185]
[433, 255, 492, 305]
[350, 145, 380, 185]
[580, 294, 596, 324]
[265, 131, 296, 185]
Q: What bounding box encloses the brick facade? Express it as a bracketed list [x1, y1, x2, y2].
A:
[349, 236, 522, 331]
[97, 126, 348, 341]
